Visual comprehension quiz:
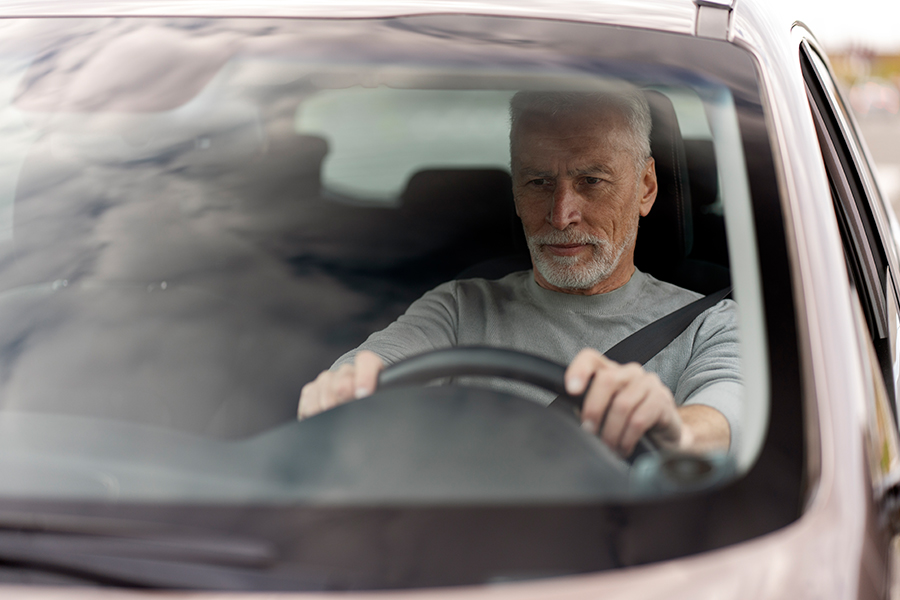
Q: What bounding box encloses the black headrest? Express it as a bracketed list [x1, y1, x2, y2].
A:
[683, 139, 719, 209]
[633, 90, 693, 280]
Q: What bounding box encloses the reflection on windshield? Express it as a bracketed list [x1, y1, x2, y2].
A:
[0, 15, 766, 507]
[0, 29, 533, 439]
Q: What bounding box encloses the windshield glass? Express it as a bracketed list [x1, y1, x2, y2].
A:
[0, 14, 803, 590]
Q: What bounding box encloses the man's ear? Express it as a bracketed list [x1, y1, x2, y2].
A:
[639, 157, 657, 217]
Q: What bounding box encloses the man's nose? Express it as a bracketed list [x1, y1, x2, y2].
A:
[548, 183, 581, 230]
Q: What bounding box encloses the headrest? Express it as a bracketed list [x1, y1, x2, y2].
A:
[683, 139, 719, 209]
[633, 90, 693, 280]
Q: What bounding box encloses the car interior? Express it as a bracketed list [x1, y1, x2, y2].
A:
[0, 77, 733, 441]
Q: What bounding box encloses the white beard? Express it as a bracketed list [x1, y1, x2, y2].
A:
[526, 226, 636, 290]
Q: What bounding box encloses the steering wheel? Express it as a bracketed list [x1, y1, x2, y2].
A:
[379, 346, 583, 409]
[373, 347, 738, 493]
[378, 346, 659, 456]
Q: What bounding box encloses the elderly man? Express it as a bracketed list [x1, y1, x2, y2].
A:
[299, 89, 740, 458]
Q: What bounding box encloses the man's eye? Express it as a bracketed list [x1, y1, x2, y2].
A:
[528, 178, 549, 186]
[584, 177, 601, 185]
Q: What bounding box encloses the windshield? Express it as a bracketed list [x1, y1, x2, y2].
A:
[0, 15, 803, 590]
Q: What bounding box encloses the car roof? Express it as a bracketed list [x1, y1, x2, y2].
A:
[0, 0, 701, 35]
[0, 0, 810, 63]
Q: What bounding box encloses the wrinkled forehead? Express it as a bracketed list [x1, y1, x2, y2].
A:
[513, 102, 629, 132]
[509, 104, 633, 161]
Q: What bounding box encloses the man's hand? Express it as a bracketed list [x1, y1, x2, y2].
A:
[565, 348, 729, 456]
[298, 351, 384, 420]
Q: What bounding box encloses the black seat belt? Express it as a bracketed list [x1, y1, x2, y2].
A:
[603, 286, 732, 366]
[548, 286, 732, 412]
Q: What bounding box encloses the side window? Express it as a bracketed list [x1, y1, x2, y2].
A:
[850, 292, 900, 499]
[801, 42, 900, 417]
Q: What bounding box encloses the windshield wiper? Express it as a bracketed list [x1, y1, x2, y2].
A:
[0, 510, 272, 566]
[0, 511, 346, 590]
[0, 538, 331, 590]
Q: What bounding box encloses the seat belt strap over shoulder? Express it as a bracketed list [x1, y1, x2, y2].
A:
[603, 286, 732, 366]
[547, 286, 731, 413]
[543, 286, 730, 418]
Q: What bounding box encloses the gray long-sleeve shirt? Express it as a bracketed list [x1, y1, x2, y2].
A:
[335, 269, 742, 448]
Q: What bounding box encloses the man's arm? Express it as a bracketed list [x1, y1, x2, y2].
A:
[671, 298, 742, 450]
[565, 348, 730, 456]
[677, 404, 730, 453]
[298, 280, 460, 419]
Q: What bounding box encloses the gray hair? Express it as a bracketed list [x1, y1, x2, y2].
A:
[509, 89, 652, 172]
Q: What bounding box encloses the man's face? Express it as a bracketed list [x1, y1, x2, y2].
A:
[511, 106, 657, 295]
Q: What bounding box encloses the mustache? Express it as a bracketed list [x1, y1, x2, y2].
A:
[527, 230, 608, 247]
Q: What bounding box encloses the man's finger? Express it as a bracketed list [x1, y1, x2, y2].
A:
[565, 348, 613, 395]
[298, 369, 333, 419]
[596, 367, 653, 449]
[579, 361, 636, 433]
[298, 381, 315, 419]
[618, 398, 668, 455]
[352, 350, 384, 399]
[323, 364, 355, 410]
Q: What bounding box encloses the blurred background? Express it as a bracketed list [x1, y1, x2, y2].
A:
[779, 0, 900, 212]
